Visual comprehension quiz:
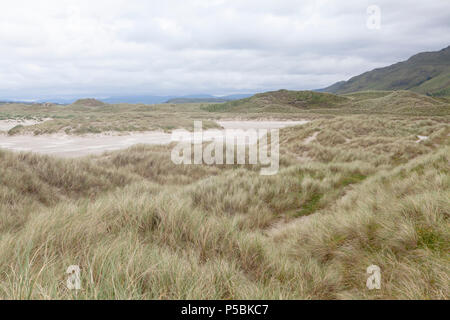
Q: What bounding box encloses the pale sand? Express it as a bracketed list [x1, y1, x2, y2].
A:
[303, 131, 319, 145]
[0, 120, 309, 158]
[0, 119, 52, 132]
[416, 135, 429, 143]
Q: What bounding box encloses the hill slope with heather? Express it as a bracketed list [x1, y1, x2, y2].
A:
[322, 46, 450, 97]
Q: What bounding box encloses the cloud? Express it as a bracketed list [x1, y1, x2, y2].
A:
[0, 0, 449, 98]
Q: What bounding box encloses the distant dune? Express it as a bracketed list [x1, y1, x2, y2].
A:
[72, 98, 107, 107]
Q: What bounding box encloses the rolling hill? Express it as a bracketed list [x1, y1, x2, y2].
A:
[321, 46, 450, 97]
[72, 98, 107, 107]
[203, 90, 350, 113]
[166, 94, 254, 104]
[203, 89, 449, 116]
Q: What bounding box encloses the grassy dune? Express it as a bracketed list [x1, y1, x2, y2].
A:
[204, 90, 450, 116]
[0, 114, 448, 299]
[2, 90, 448, 136]
[0, 102, 221, 135]
[202, 90, 350, 113]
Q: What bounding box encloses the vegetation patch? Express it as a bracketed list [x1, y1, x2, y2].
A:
[416, 226, 447, 252]
[0, 94, 448, 299]
[296, 193, 323, 217]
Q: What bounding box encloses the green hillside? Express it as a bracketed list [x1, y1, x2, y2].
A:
[203, 90, 350, 113]
[72, 98, 107, 107]
[203, 89, 449, 116]
[346, 90, 450, 116]
[322, 46, 450, 97]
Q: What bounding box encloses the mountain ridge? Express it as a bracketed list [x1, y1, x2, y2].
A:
[321, 46, 450, 96]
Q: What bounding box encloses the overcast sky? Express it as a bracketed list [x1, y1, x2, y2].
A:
[0, 0, 449, 99]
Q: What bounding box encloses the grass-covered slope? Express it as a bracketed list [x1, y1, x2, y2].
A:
[0, 115, 448, 299]
[72, 99, 107, 107]
[203, 89, 450, 117]
[2, 90, 448, 137]
[323, 46, 450, 97]
[339, 91, 450, 116]
[203, 90, 350, 113]
[0, 102, 221, 135]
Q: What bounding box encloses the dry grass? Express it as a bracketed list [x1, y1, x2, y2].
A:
[0, 110, 448, 299]
[203, 90, 450, 117]
[0, 102, 221, 135]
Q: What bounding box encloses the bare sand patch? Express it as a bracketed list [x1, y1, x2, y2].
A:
[0, 119, 52, 132]
[0, 120, 309, 157]
[416, 135, 429, 143]
[0, 132, 172, 157]
[303, 131, 319, 145]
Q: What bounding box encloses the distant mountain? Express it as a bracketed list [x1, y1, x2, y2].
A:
[220, 94, 254, 100]
[102, 95, 176, 104]
[167, 97, 229, 104]
[101, 94, 252, 104]
[0, 93, 255, 105]
[321, 46, 450, 97]
[166, 94, 254, 104]
[0, 97, 97, 105]
[0, 100, 29, 105]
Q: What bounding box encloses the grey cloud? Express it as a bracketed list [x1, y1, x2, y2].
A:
[0, 0, 449, 99]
